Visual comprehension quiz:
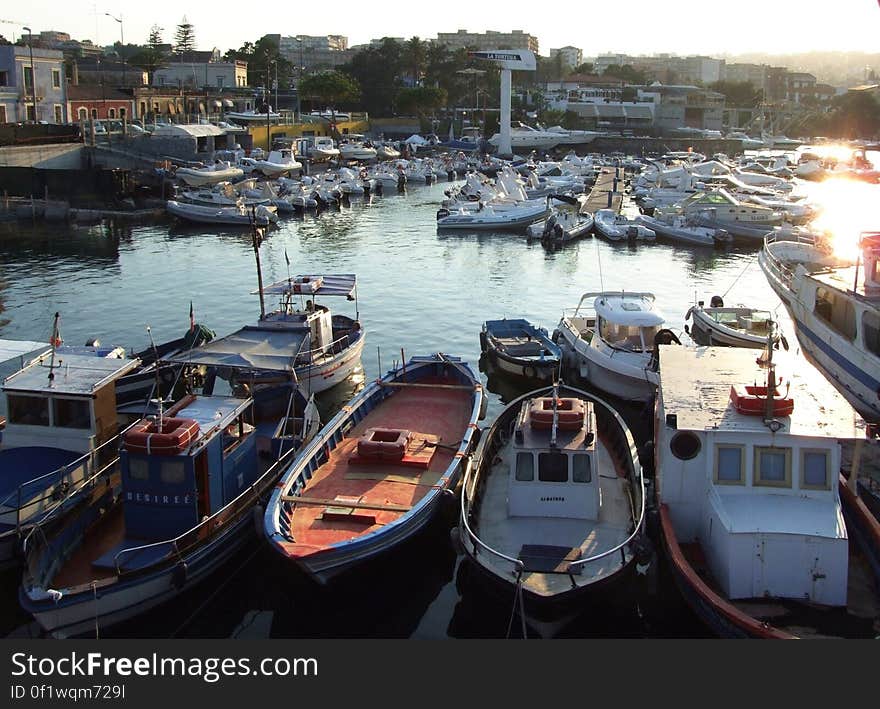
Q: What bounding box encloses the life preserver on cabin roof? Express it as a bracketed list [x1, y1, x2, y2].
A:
[124, 417, 201, 456]
[528, 397, 586, 431]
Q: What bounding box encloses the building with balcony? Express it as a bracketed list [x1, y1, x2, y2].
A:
[153, 55, 248, 90]
[435, 29, 539, 53]
[641, 84, 725, 132]
[0, 45, 67, 123]
[549, 46, 583, 70]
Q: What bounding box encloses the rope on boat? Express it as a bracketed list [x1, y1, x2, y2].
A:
[721, 257, 754, 299]
[505, 569, 528, 639]
[92, 581, 100, 640]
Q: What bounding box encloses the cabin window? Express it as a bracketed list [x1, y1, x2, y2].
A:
[600, 319, 646, 351]
[754, 447, 791, 487]
[572, 454, 591, 483]
[714, 445, 744, 484]
[814, 287, 855, 341]
[670, 431, 701, 460]
[160, 460, 186, 485]
[7, 395, 50, 426]
[515, 452, 534, 481]
[129, 458, 150, 481]
[863, 311, 880, 357]
[801, 449, 830, 490]
[53, 397, 91, 429]
[538, 452, 568, 482]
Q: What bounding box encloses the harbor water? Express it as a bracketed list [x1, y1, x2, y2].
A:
[0, 171, 873, 638]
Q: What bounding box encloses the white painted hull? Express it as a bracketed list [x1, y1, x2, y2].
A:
[176, 167, 244, 187]
[294, 335, 365, 393]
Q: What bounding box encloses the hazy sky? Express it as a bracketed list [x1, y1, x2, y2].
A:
[5, 0, 880, 56]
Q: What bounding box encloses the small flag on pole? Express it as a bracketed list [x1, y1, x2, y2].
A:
[189, 300, 195, 333]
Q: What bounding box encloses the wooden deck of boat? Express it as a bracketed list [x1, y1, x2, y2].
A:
[583, 169, 624, 214]
[51, 504, 125, 588]
[285, 379, 472, 550]
[476, 438, 633, 597]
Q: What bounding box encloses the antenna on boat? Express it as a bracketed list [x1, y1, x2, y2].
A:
[47, 311, 61, 387]
[146, 325, 165, 429]
[250, 211, 266, 320]
[596, 239, 605, 292]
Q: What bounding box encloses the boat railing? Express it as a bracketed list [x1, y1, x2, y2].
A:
[110, 442, 302, 576]
[6, 421, 137, 537]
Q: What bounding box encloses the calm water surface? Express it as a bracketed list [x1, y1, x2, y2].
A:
[0, 172, 860, 639]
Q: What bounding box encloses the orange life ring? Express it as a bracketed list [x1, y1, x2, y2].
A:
[124, 417, 201, 456]
[729, 385, 794, 417]
[356, 428, 410, 461]
[528, 397, 586, 431]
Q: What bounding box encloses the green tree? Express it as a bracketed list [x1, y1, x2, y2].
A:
[572, 62, 594, 75]
[173, 17, 195, 54]
[825, 91, 880, 138]
[299, 71, 361, 129]
[397, 86, 448, 128]
[602, 64, 647, 84]
[708, 80, 762, 107]
[404, 37, 425, 86]
[340, 39, 404, 116]
[128, 25, 168, 84]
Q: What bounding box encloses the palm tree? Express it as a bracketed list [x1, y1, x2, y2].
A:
[404, 37, 425, 87]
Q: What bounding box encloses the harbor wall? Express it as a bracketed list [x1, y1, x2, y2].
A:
[0, 144, 85, 169]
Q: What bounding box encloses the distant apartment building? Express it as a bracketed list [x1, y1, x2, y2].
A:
[0, 45, 67, 123]
[435, 29, 539, 54]
[268, 35, 352, 73]
[725, 62, 768, 89]
[549, 46, 583, 70]
[595, 53, 723, 85]
[153, 51, 248, 90]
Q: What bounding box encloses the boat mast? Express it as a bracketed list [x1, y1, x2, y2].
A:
[251, 215, 266, 319]
[47, 311, 61, 387]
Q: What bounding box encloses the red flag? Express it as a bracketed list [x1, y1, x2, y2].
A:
[189, 301, 195, 334]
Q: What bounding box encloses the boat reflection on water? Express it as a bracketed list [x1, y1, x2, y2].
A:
[313, 364, 365, 421]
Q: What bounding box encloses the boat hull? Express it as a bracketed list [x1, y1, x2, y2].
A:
[293, 332, 365, 394]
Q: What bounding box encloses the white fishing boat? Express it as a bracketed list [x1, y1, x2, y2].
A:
[526, 194, 593, 250]
[339, 135, 378, 162]
[168, 275, 365, 395]
[174, 162, 244, 187]
[488, 123, 561, 152]
[554, 291, 679, 402]
[593, 209, 656, 242]
[165, 200, 278, 226]
[759, 230, 880, 422]
[458, 382, 648, 616]
[654, 344, 880, 638]
[684, 295, 780, 348]
[179, 181, 269, 208]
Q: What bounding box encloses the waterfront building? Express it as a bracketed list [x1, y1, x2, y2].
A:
[70, 57, 148, 88]
[67, 84, 133, 122]
[153, 51, 248, 90]
[0, 45, 67, 123]
[641, 84, 725, 132]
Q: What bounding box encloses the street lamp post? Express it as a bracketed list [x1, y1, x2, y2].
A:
[22, 27, 37, 123]
[105, 13, 124, 87]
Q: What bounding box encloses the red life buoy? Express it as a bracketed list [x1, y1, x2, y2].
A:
[356, 428, 410, 461]
[528, 397, 586, 431]
[729, 384, 794, 417]
[124, 417, 200, 455]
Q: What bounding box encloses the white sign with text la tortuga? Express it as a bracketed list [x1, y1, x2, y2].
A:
[467, 49, 536, 71]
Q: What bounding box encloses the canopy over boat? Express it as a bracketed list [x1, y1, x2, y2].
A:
[257, 274, 357, 299]
[165, 326, 306, 373]
[3, 353, 140, 395]
[0, 340, 50, 366]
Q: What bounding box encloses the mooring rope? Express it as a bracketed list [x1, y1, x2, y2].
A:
[92, 581, 100, 640]
[721, 257, 754, 299]
[505, 569, 528, 639]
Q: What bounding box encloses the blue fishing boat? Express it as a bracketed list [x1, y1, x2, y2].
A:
[264, 353, 484, 584]
[0, 333, 141, 567]
[19, 353, 320, 637]
[479, 318, 562, 383]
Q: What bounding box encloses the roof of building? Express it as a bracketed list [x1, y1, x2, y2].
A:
[66, 85, 132, 101]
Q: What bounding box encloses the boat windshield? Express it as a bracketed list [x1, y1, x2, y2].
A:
[600, 320, 659, 352]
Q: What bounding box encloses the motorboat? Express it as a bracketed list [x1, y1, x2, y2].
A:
[20, 363, 320, 637]
[527, 195, 594, 250]
[375, 142, 401, 160]
[684, 295, 779, 348]
[0, 336, 141, 565]
[174, 162, 244, 187]
[165, 200, 278, 227]
[179, 181, 269, 208]
[479, 318, 562, 383]
[168, 275, 365, 395]
[593, 209, 656, 242]
[253, 148, 302, 178]
[458, 382, 647, 610]
[338, 135, 378, 162]
[264, 353, 483, 584]
[759, 231, 880, 422]
[634, 213, 731, 247]
[554, 291, 679, 402]
[653, 343, 880, 637]
[225, 109, 282, 124]
[655, 189, 784, 241]
[436, 200, 549, 232]
[308, 136, 340, 162]
[488, 123, 561, 152]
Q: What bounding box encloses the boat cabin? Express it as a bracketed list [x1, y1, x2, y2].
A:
[593, 292, 664, 352]
[656, 346, 861, 606]
[118, 394, 264, 544]
[2, 352, 140, 454]
[507, 396, 598, 520]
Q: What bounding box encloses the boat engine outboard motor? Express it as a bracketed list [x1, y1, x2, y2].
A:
[626, 226, 640, 241]
[710, 295, 724, 308]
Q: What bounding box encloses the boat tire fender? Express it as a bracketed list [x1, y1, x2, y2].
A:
[522, 365, 538, 380]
